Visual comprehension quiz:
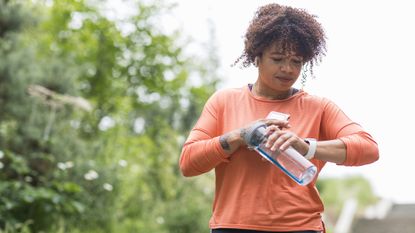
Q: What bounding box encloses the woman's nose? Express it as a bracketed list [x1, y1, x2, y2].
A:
[280, 60, 293, 73]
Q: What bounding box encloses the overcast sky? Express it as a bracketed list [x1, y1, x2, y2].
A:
[162, 0, 415, 203]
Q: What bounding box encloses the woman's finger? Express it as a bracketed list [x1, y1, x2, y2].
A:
[266, 130, 285, 149]
[270, 131, 294, 151]
[263, 119, 291, 129]
[277, 133, 297, 151]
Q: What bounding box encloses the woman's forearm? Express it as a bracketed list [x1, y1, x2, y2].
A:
[314, 139, 347, 164]
[313, 134, 379, 166]
[219, 129, 245, 155]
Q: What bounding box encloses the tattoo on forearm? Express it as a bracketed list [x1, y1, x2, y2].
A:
[219, 135, 231, 151]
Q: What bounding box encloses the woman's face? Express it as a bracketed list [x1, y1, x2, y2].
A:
[257, 42, 303, 93]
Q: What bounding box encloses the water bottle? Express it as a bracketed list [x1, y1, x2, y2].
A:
[243, 122, 317, 185]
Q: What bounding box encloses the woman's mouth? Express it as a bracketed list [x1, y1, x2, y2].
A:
[275, 76, 292, 83]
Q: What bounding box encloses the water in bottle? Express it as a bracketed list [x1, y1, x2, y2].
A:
[244, 122, 317, 185]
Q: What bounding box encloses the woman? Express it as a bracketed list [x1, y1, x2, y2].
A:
[179, 3, 379, 233]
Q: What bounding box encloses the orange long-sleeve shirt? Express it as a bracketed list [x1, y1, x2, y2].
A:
[179, 86, 379, 232]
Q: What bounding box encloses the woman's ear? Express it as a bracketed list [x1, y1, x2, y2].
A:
[254, 56, 259, 67]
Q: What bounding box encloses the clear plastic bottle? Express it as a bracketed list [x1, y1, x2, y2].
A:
[244, 122, 317, 185]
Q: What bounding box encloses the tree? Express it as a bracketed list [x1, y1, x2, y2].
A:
[0, 0, 102, 231]
[317, 175, 379, 231]
[1, 0, 219, 232]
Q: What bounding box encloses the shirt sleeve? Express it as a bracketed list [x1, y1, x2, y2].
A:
[320, 99, 379, 166]
[179, 92, 230, 177]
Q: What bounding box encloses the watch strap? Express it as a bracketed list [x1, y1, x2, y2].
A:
[304, 138, 317, 160]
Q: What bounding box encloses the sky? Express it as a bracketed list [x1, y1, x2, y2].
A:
[162, 0, 415, 203]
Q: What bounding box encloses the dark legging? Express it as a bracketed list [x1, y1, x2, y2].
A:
[211, 229, 320, 233]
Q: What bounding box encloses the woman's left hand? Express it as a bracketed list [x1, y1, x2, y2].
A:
[264, 125, 309, 156]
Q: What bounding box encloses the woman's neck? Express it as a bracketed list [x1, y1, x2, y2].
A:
[252, 82, 293, 100]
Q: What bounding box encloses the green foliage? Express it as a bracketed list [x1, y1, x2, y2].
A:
[0, 0, 33, 37]
[317, 175, 379, 222]
[1, 0, 217, 232]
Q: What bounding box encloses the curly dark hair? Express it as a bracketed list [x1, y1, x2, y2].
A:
[235, 3, 326, 76]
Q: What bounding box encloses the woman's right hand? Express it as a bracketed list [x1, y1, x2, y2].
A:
[240, 118, 291, 145]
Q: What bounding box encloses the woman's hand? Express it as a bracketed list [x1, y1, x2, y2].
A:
[264, 125, 348, 163]
[264, 125, 309, 156]
[241, 118, 292, 145]
[220, 119, 291, 155]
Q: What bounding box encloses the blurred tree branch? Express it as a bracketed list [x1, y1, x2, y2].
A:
[27, 84, 92, 112]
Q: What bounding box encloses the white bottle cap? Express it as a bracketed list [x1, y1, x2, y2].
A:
[266, 111, 290, 121]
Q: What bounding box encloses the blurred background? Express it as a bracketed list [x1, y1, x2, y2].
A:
[1, 0, 414, 232]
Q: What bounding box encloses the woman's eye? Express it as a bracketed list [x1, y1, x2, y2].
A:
[272, 58, 283, 62]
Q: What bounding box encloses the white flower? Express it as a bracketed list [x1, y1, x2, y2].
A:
[0, 150, 4, 159]
[156, 216, 165, 224]
[57, 162, 67, 170]
[98, 116, 115, 131]
[103, 183, 113, 191]
[65, 161, 74, 168]
[25, 176, 33, 183]
[84, 170, 99, 180]
[58, 161, 74, 170]
[118, 159, 128, 167]
[133, 117, 145, 134]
